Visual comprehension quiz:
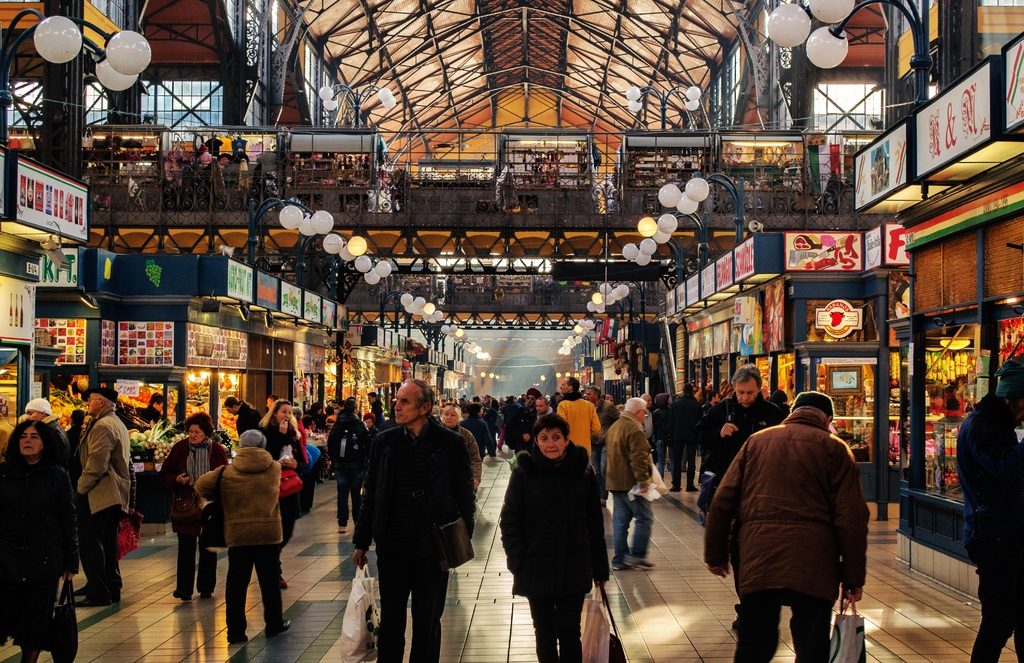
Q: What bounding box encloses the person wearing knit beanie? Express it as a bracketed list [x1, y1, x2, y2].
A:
[791, 392, 834, 418]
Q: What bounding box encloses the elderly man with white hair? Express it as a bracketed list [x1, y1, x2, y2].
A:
[605, 396, 654, 571]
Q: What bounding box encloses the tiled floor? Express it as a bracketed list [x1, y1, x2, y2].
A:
[0, 456, 1006, 662]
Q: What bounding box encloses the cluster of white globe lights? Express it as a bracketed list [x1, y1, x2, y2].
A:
[277, 205, 392, 283]
[624, 84, 703, 113]
[33, 17, 151, 90]
[316, 85, 397, 112]
[615, 177, 712, 267]
[560, 317, 599, 356]
[765, 0, 860, 69]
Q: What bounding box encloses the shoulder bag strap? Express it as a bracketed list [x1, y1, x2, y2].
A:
[599, 583, 621, 638]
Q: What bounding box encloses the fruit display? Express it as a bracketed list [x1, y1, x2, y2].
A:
[48, 389, 87, 428]
[128, 420, 184, 463]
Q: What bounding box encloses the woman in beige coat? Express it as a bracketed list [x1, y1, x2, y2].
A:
[196, 429, 290, 645]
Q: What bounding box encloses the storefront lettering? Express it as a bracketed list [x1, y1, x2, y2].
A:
[945, 102, 958, 150]
[734, 239, 755, 281]
[39, 251, 77, 287]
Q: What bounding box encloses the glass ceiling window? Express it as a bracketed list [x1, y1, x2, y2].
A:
[143, 81, 224, 127]
[812, 83, 883, 132]
[84, 83, 109, 125]
[7, 81, 41, 128]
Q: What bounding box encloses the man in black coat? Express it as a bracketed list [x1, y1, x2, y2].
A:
[353, 380, 475, 662]
[501, 396, 525, 453]
[669, 383, 705, 492]
[695, 366, 784, 480]
[224, 397, 261, 435]
[695, 364, 784, 630]
[327, 398, 371, 534]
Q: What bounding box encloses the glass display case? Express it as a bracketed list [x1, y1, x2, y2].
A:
[815, 361, 875, 463]
[923, 327, 979, 497]
[777, 353, 796, 400]
[185, 370, 211, 418]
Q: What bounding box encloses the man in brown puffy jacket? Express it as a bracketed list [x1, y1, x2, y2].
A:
[704, 391, 868, 662]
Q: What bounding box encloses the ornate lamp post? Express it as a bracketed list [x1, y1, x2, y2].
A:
[318, 83, 398, 128]
[624, 85, 703, 130]
[766, 0, 931, 105]
[0, 11, 152, 144]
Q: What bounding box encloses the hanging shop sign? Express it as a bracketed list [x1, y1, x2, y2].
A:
[303, 291, 322, 322]
[0, 276, 33, 343]
[675, 283, 685, 312]
[889, 272, 911, 319]
[734, 237, 756, 281]
[113, 379, 141, 398]
[785, 232, 863, 272]
[814, 299, 864, 339]
[34, 318, 86, 365]
[700, 263, 716, 300]
[113, 255, 199, 296]
[665, 287, 676, 315]
[118, 321, 174, 366]
[864, 226, 884, 270]
[256, 271, 278, 310]
[322, 299, 337, 327]
[186, 323, 247, 370]
[280, 282, 301, 317]
[1005, 33, 1024, 132]
[685, 274, 699, 308]
[912, 58, 1024, 183]
[37, 249, 80, 288]
[712, 323, 730, 356]
[734, 296, 764, 357]
[299, 340, 328, 374]
[855, 122, 912, 213]
[716, 252, 734, 290]
[6, 153, 89, 242]
[100, 320, 114, 365]
[906, 178, 1024, 248]
[226, 260, 254, 303]
[763, 279, 786, 352]
[883, 223, 910, 265]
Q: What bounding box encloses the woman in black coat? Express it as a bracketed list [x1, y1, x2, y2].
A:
[0, 420, 78, 663]
[500, 413, 609, 663]
[259, 399, 305, 589]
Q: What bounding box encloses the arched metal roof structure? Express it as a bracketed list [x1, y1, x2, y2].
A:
[303, 0, 740, 131]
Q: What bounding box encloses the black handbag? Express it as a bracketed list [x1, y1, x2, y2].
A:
[50, 579, 78, 663]
[199, 466, 227, 552]
[432, 517, 474, 571]
[600, 584, 628, 663]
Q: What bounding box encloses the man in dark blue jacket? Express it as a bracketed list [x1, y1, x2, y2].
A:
[462, 403, 495, 458]
[958, 360, 1024, 662]
[669, 383, 704, 491]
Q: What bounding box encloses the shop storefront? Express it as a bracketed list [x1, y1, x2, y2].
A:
[852, 43, 1024, 594]
[34, 251, 339, 529]
[667, 229, 908, 506]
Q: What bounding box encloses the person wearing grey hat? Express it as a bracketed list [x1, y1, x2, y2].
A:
[705, 390, 868, 661]
[957, 360, 1024, 661]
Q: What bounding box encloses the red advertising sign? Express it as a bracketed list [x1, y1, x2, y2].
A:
[716, 252, 734, 289]
[734, 238, 755, 282]
[884, 223, 910, 265]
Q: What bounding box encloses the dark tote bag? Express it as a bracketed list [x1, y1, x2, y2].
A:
[199, 466, 227, 552]
[600, 584, 628, 663]
[50, 579, 78, 663]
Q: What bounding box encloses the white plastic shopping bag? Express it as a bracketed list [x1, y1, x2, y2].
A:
[340, 566, 380, 662]
[829, 599, 866, 663]
[649, 460, 668, 494]
[581, 598, 611, 663]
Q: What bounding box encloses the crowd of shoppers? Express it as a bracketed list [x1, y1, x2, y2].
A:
[0, 368, 886, 662]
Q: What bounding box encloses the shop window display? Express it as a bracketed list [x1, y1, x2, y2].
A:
[923, 327, 979, 497]
[185, 370, 211, 418]
[816, 361, 875, 463]
[0, 353, 20, 426]
[776, 353, 796, 400]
